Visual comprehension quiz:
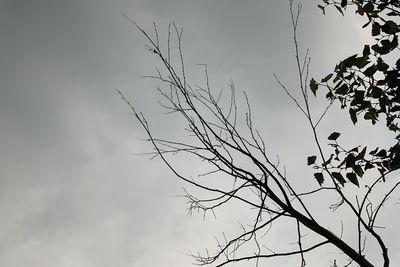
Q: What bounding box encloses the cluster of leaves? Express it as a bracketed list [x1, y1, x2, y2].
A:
[309, 0, 400, 186]
[308, 132, 400, 187]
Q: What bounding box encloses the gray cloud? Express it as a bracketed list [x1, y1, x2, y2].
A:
[0, 0, 397, 266]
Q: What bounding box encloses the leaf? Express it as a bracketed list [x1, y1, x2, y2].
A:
[353, 165, 364, 177]
[349, 108, 358, 125]
[328, 132, 341, 141]
[391, 154, 400, 170]
[352, 90, 365, 105]
[371, 42, 391, 55]
[363, 64, 377, 77]
[369, 147, 379, 155]
[364, 111, 378, 124]
[382, 20, 399, 34]
[357, 3, 364, 16]
[349, 147, 359, 153]
[362, 45, 370, 56]
[307, 155, 317, 165]
[341, 0, 347, 8]
[321, 73, 333, 83]
[392, 35, 398, 49]
[357, 146, 367, 160]
[355, 56, 369, 68]
[377, 59, 389, 71]
[363, 2, 374, 13]
[332, 172, 346, 186]
[376, 149, 387, 158]
[333, 73, 342, 83]
[336, 84, 349, 95]
[387, 11, 398, 16]
[340, 54, 357, 69]
[345, 154, 356, 168]
[371, 87, 382, 98]
[365, 161, 374, 170]
[372, 23, 381, 36]
[391, 106, 400, 112]
[335, 5, 344, 16]
[310, 78, 318, 96]
[346, 172, 359, 187]
[314, 172, 324, 186]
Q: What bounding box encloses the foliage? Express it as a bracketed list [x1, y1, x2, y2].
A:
[311, 0, 400, 188]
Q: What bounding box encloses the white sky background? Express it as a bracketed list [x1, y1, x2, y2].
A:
[0, 0, 398, 266]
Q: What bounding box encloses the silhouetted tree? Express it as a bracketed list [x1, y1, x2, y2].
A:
[122, 1, 399, 266]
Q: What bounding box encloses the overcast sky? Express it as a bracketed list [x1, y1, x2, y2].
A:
[0, 0, 397, 266]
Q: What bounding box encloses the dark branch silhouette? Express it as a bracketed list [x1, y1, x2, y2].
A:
[122, 1, 400, 266]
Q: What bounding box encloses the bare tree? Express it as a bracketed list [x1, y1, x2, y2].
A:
[121, 1, 399, 266]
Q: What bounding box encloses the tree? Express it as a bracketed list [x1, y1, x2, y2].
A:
[121, 1, 399, 266]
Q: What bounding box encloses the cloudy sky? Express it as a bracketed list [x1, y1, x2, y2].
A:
[0, 0, 397, 266]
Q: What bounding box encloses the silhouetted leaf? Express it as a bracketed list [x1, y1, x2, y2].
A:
[310, 78, 318, 96]
[371, 87, 383, 98]
[336, 84, 349, 95]
[372, 23, 381, 36]
[363, 2, 374, 13]
[364, 111, 378, 124]
[353, 165, 364, 177]
[382, 20, 398, 34]
[314, 172, 324, 186]
[372, 40, 392, 55]
[328, 132, 341, 141]
[369, 147, 379, 155]
[332, 172, 346, 186]
[335, 5, 344, 16]
[392, 35, 398, 49]
[391, 154, 400, 170]
[363, 45, 370, 56]
[364, 65, 377, 77]
[307, 155, 317, 165]
[349, 108, 357, 124]
[345, 154, 356, 168]
[365, 161, 375, 170]
[349, 147, 359, 153]
[321, 73, 333, 83]
[376, 149, 387, 157]
[377, 59, 389, 71]
[340, 54, 357, 69]
[355, 56, 369, 68]
[357, 3, 365, 16]
[357, 146, 367, 160]
[346, 172, 359, 187]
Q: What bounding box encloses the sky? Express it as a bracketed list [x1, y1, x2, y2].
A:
[0, 0, 398, 266]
